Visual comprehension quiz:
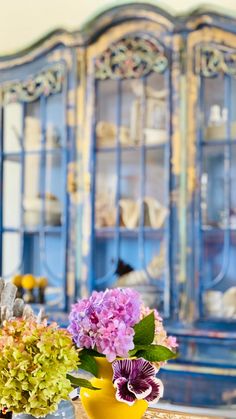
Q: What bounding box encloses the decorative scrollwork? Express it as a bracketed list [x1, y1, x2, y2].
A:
[3, 64, 64, 103]
[197, 45, 236, 77]
[95, 36, 168, 80]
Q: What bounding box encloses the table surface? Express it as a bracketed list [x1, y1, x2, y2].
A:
[72, 400, 221, 419]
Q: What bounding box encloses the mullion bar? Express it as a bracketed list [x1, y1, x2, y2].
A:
[18, 102, 27, 274]
[114, 79, 122, 267]
[197, 76, 205, 318]
[89, 74, 97, 292]
[138, 77, 147, 270]
[39, 95, 47, 276]
[62, 64, 71, 310]
[59, 65, 70, 309]
[163, 67, 171, 318]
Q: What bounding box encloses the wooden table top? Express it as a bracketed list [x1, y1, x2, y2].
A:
[73, 400, 221, 419]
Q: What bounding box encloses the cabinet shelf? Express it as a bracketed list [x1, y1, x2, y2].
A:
[3, 226, 62, 234]
[95, 227, 165, 239]
[95, 143, 168, 153]
[202, 225, 236, 232]
[2, 147, 65, 162]
[202, 139, 236, 147]
[202, 227, 236, 244]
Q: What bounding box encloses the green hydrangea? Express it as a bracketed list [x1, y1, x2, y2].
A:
[0, 319, 79, 417]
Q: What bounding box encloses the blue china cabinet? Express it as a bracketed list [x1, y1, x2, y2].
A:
[0, 3, 236, 409]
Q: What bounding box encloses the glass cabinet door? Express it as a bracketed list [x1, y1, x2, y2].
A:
[82, 33, 173, 318]
[0, 62, 71, 311]
[192, 37, 236, 324]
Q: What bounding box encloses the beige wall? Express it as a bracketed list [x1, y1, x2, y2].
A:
[1, 0, 236, 55]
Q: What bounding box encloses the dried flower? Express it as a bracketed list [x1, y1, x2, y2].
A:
[0, 319, 78, 417]
[112, 358, 164, 406]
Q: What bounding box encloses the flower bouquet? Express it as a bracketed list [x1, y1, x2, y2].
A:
[68, 288, 178, 419]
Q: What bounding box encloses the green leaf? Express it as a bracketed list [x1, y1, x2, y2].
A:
[136, 345, 177, 362]
[133, 312, 155, 345]
[79, 353, 98, 377]
[80, 348, 105, 358]
[67, 374, 100, 390]
[129, 344, 152, 356]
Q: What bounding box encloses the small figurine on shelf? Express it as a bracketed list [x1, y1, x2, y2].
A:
[37, 276, 48, 304]
[11, 274, 23, 299]
[22, 274, 36, 303]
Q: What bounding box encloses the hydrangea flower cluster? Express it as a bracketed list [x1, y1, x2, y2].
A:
[68, 288, 141, 362]
[0, 319, 78, 417]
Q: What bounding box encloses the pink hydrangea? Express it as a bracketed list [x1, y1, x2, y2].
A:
[68, 288, 141, 362]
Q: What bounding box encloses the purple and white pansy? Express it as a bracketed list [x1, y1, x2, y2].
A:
[112, 358, 164, 406]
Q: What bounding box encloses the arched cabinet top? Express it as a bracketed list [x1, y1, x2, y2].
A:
[0, 4, 236, 71]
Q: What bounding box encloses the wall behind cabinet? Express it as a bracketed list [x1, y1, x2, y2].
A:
[1, 1, 236, 54]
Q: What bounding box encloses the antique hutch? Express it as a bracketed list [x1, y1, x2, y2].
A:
[0, 4, 236, 408]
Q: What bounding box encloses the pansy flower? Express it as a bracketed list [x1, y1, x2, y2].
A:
[112, 358, 164, 406]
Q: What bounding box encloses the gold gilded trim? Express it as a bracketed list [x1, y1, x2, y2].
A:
[186, 15, 213, 30]
[87, 21, 169, 63]
[3, 63, 64, 103]
[0, 33, 78, 70]
[171, 35, 182, 177]
[95, 35, 168, 80]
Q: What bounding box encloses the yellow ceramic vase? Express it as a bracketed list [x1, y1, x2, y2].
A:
[80, 357, 148, 419]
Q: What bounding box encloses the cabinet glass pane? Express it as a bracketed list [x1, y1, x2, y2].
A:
[199, 70, 236, 321]
[94, 235, 116, 285]
[44, 152, 63, 226]
[95, 151, 116, 228]
[96, 80, 117, 148]
[3, 103, 23, 152]
[3, 159, 21, 229]
[2, 232, 21, 277]
[45, 92, 63, 149]
[23, 232, 64, 308]
[145, 148, 167, 218]
[120, 150, 140, 203]
[24, 154, 41, 227]
[25, 100, 41, 150]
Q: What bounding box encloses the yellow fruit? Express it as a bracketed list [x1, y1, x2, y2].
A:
[22, 274, 36, 290]
[37, 277, 48, 288]
[12, 274, 23, 287]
